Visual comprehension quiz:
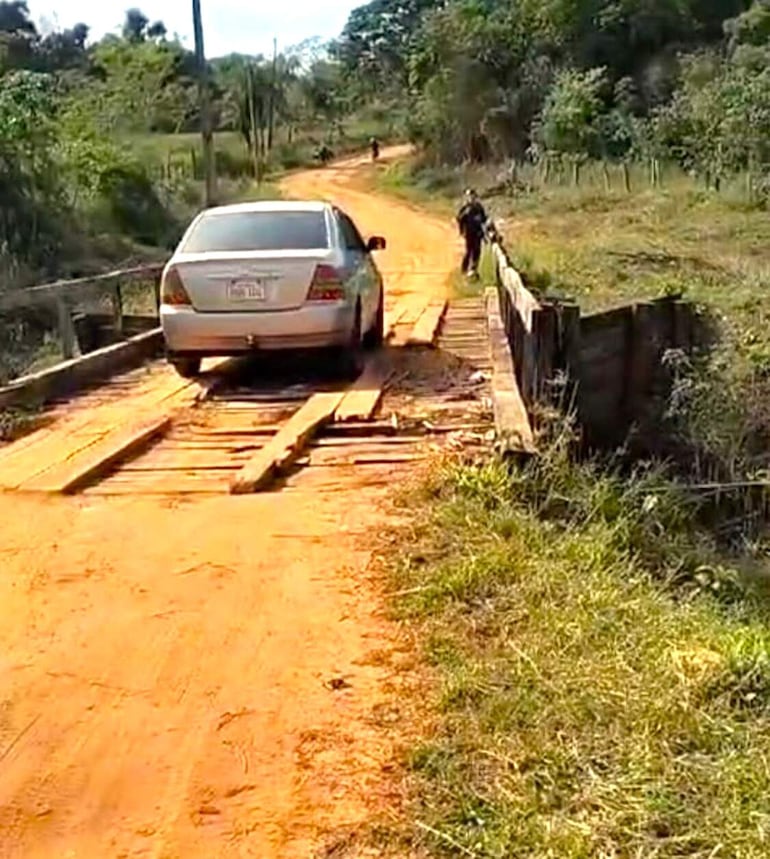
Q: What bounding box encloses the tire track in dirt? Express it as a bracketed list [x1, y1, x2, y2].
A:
[0, 150, 453, 858]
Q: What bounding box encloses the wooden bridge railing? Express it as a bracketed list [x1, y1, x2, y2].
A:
[489, 238, 578, 411]
[487, 230, 704, 449]
[0, 264, 165, 360]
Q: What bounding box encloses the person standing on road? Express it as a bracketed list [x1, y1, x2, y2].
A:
[370, 137, 380, 161]
[456, 188, 488, 278]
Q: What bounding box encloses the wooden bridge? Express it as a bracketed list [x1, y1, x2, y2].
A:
[0, 237, 703, 495]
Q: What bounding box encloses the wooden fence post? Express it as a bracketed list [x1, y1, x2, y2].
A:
[111, 282, 125, 338]
[622, 162, 631, 193]
[623, 302, 659, 430]
[56, 296, 78, 360]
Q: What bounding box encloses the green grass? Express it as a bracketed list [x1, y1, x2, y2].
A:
[132, 115, 402, 184]
[388, 444, 770, 858]
[373, 154, 770, 857]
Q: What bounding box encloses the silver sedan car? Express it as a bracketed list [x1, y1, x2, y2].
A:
[159, 201, 386, 378]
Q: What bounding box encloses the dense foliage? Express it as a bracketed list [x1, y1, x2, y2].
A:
[335, 0, 770, 191]
[3, 0, 768, 285]
[0, 3, 369, 286]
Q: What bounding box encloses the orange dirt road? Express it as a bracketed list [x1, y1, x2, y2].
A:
[0, 152, 457, 858]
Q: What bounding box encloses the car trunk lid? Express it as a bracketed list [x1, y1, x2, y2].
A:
[173, 251, 335, 312]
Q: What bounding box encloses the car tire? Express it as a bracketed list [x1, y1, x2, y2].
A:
[336, 304, 364, 380]
[170, 356, 201, 378]
[363, 288, 385, 350]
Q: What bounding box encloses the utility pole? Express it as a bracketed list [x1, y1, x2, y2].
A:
[192, 0, 215, 207]
[267, 36, 277, 152]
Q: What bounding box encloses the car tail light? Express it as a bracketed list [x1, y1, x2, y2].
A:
[161, 266, 192, 306]
[306, 264, 345, 302]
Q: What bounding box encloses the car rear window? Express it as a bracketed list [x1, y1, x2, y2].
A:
[181, 211, 329, 253]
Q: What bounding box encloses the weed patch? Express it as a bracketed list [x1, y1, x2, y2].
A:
[390, 443, 770, 857]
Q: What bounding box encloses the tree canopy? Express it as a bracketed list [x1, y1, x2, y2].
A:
[334, 0, 768, 183]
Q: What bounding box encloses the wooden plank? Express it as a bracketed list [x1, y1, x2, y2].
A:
[313, 436, 424, 447]
[390, 296, 430, 345]
[485, 287, 536, 454]
[384, 304, 408, 339]
[560, 303, 581, 408]
[21, 415, 172, 494]
[407, 300, 448, 347]
[532, 305, 558, 404]
[230, 391, 345, 494]
[0, 363, 215, 490]
[333, 355, 392, 423]
[0, 328, 164, 409]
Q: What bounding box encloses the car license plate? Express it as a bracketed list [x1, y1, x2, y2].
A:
[228, 280, 266, 301]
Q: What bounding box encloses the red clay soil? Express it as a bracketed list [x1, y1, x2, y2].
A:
[0, 150, 456, 858]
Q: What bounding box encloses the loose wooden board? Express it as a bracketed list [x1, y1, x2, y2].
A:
[384, 304, 408, 339]
[21, 415, 172, 494]
[333, 356, 392, 423]
[230, 391, 345, 494]
[390, 296, 429, 346]
[407, 300, 448, 347]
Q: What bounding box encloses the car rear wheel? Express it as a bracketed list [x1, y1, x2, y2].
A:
[169, 356, 201, 378]
[363, 288, 385, 350]
[335, 304, 364, 380]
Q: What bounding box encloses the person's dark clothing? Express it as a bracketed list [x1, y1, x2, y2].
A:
[457, 200, 487, 239]
[457, 200, 487, 273]
[370, 139, 380, 160]
[462, 235, 482, 274]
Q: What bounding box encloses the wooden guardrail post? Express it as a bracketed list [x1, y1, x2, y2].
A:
[111, 282, 125, 337]
[56, 296, 78, 360]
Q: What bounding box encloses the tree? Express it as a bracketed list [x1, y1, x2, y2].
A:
[37, 24, 90, 72]
[0, 0, 37, 71]
[91, 37, 193, 133]
[724, 0, 770, 49]
[333, 0, 441, 94]
[538, 67, 607, 158]
[657, 47, 770, 190]
[147, 20, 167, 41]
[300, 60, 347, 133]
[123, 8, 149, 43]
[0, 0, 35, 34]
[0, 71, 62, 268]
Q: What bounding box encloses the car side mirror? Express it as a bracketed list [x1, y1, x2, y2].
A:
[366, 236, 386, 252]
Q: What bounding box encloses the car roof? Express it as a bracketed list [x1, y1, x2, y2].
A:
[200, 200, 333, 217]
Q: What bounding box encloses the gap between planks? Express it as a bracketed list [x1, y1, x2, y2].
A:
[0, 361, 227, 491]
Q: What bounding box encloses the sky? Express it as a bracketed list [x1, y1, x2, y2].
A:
[27, 0, 358, 58]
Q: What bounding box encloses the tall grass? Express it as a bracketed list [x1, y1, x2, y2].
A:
[389, 432, 770, 858]
[373, 152, 770, 858]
